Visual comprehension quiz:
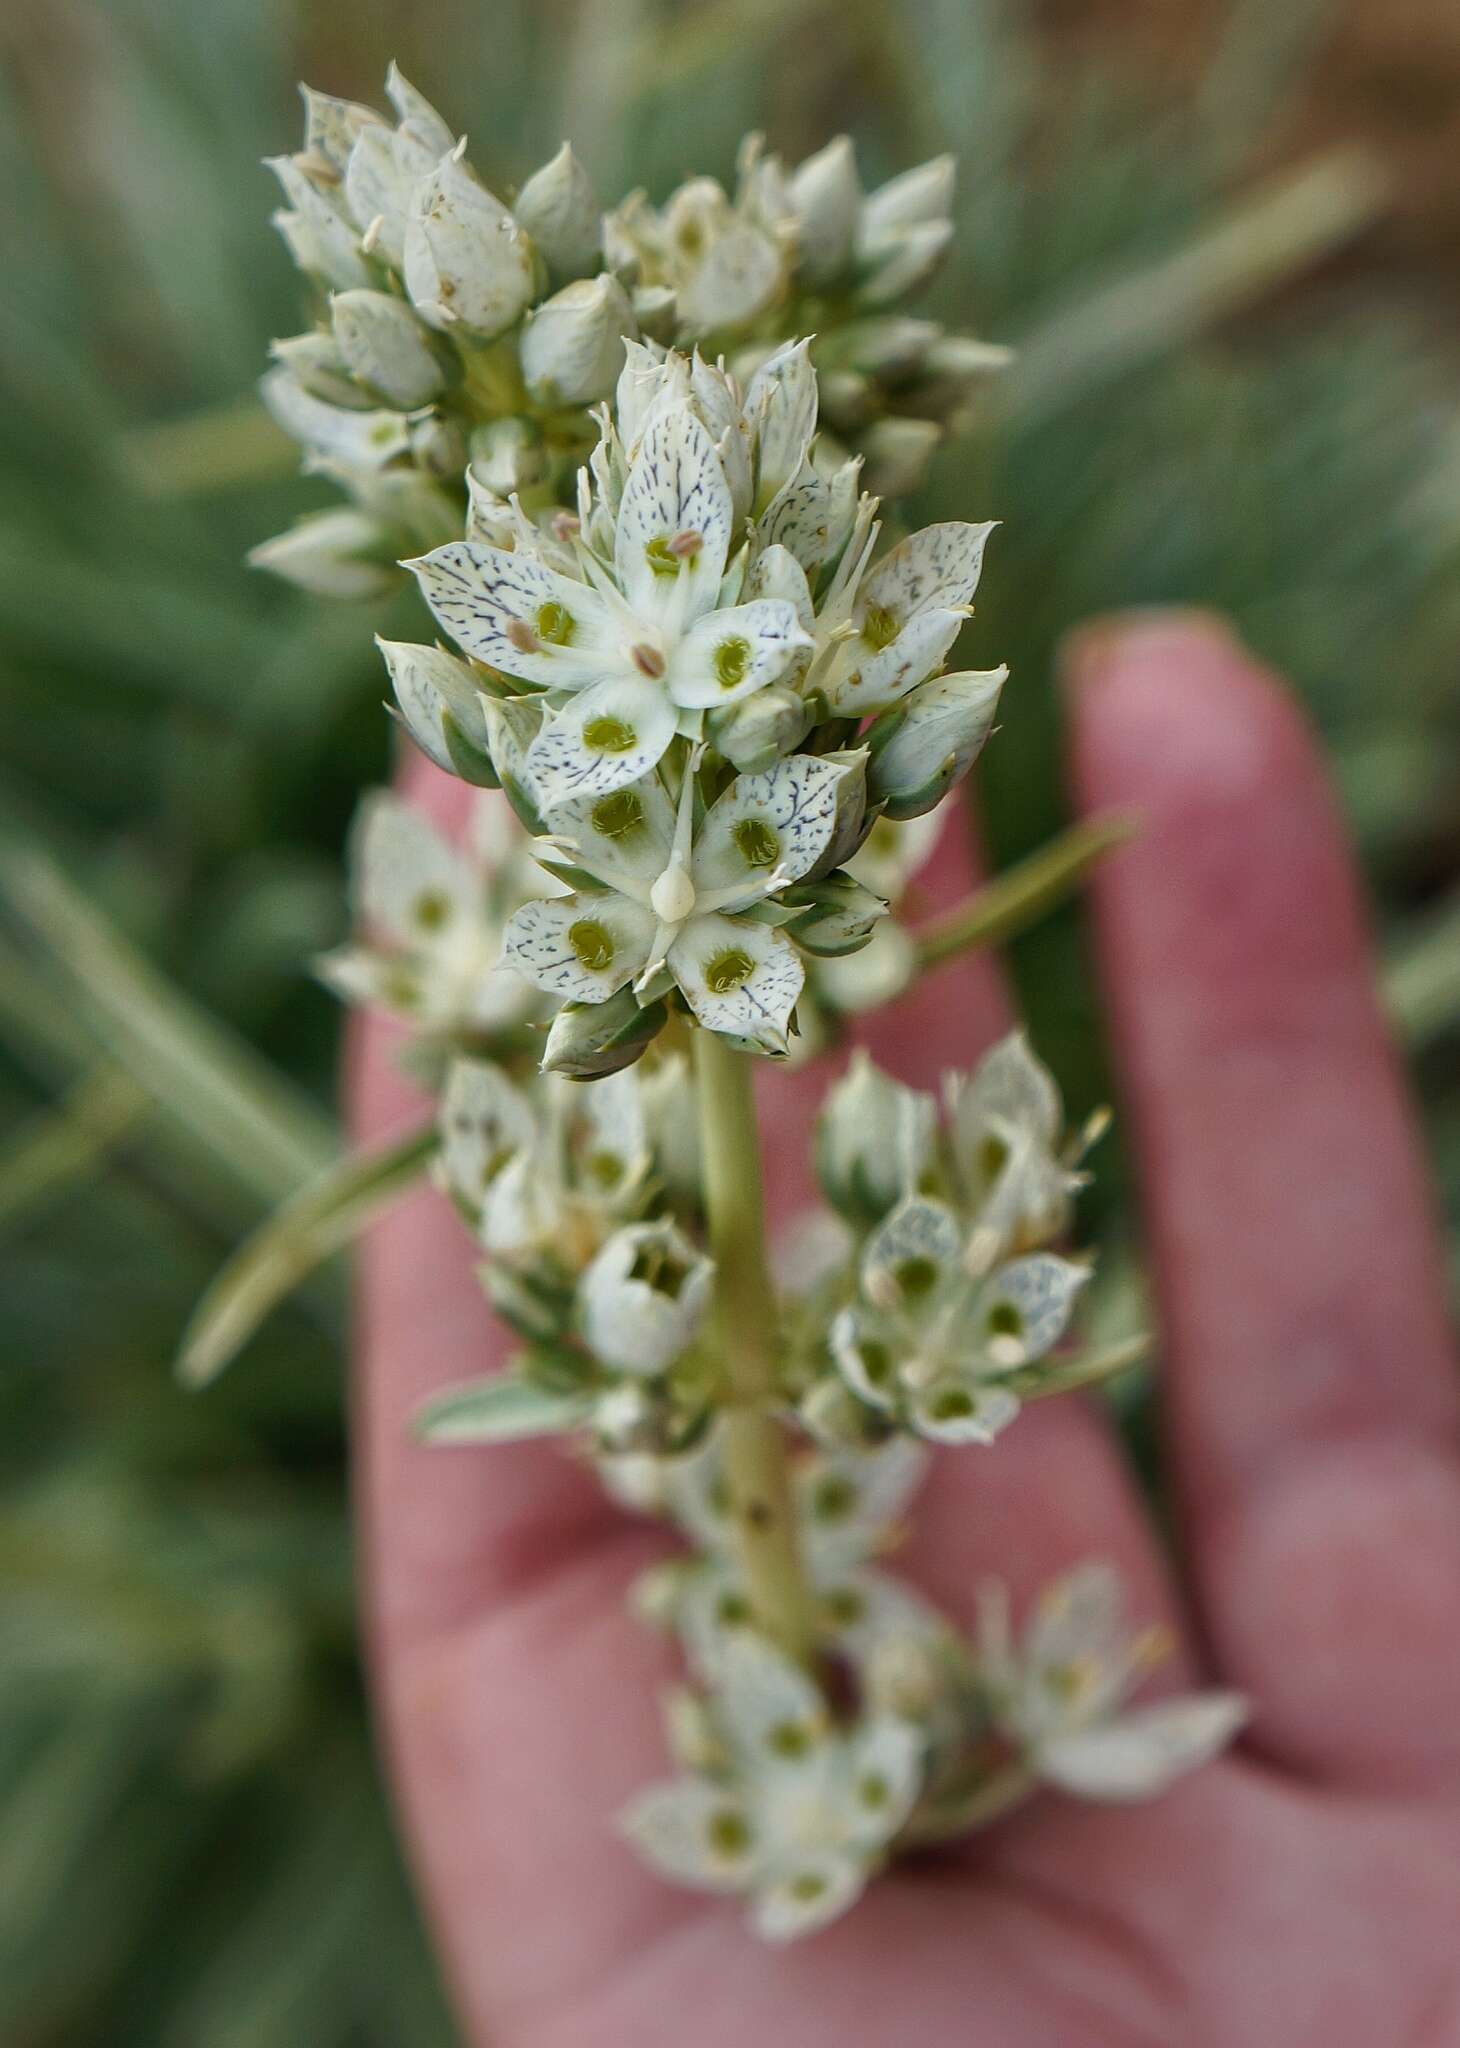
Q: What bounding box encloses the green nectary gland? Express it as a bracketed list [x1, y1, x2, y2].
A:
[715, 635, 752, 689]
[930, 1385, 975, 1419]
[704, 947, 756, 994]
[629, 1239, 692, 1299]
[707, 1807, 751, 1858]
[895, 1255, 940, 1301]
[412, 888, 452, 930]
[536, 600, 576, 646]
[583, 716, 638, 755]
[568, 918, 617, 971]
[590, 788, 646, 839]
[986, 1301, 1024, 1338]
[861, 602, 901, 651]
[979, 1132, 1010, 1181]
[733, 817, 779, 867]
[810, 1473, 857, 1521]
[644, 535, 680, 578]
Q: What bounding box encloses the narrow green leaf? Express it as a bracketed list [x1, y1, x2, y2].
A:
[178, 1124, 439, 1388]
[413, 1372, 593, 1446]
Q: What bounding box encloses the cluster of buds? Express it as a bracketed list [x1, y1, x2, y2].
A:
[284, 94, 1246, 1945]
[251, 72, 1008, 596]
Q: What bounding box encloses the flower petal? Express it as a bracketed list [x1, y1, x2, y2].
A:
[615, 408, 732, 624]
[750, 1853, 867, 1942]
[715, 1631, 827, 1768]
[797, 1438, 929, 1577]
[666, 599, 812, 710]
[908, 1375, 1021, 1446]
[668, 913, 804, 1053]
[860, 1197, 963, 1313]
[1039, 1694, 1248, 1801]
[841, 1716, 924, 1848]
[693, 752, 862, 906]
[539, 774, 678, 899]
[408, 541, 616, 686]
[620, 1777, 761, 1893]
[825, 604, 965, 715]
[436, 1058, 537, 1215]
[526, 675, 678, 807]
[501, 892, 656, 1003]
[348, 791, 475, 945]
[977, 1253, 1089, 1367]
[829, 1306, 900, 1413]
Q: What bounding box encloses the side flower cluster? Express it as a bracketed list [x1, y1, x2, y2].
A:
[252, 71, 1007, 593]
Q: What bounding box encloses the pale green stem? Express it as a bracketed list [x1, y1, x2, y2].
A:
[692, 1028, 817, 1666]
[914, 812, 1138, 974]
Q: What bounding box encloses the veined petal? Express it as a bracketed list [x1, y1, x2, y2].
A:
[756, 460, 834, 574]
[666, 599, 812, 711]
[526, 675, 678, 807]
[829, 1307, 900, 1413]
[501, 892, 656, 1003]
[615, 408, 733, 624]
[825, 604, 965, 715]
[750, 1853, 867, 1943]
[407, 541, 616, 686]
[692, 752, 858, 908]
[540, 775, 678, 900]
[620, 1777, 761, 1894]
[857, 520, 994, 626]
[668, 913, 804, 1053]
[861, 1197, 963, 1313]
[1024, 1561, 1126, 1679]
[955, 1029, 1063, 1156]
[349, 791, 474, 945]
[1039, 1694, 1248, 1802]
[908, 1375, 1021, 1446]
[745, 543, 815, 631]
[976, 1253, 1088, 1368]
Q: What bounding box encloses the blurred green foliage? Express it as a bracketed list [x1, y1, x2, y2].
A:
[1, 0, 1456, 2039]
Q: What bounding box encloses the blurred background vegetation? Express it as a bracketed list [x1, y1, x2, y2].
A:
[1, 0, 1456, 2040]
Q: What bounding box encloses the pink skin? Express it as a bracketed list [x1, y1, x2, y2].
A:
[351, 616, 1460, 2048]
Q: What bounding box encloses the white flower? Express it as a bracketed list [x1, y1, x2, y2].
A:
[316, 790, 543, 1038]
[580, 1218, 713, 1376]
[436, 1058, 650, 1271]
[977, 1565, 1247, 1801]
[502, 748, 868, 1054]
[622, 1633, 923, 1941]
[520, 274, 638, 407]
[409, 397, 816, 806]
[830, 1194, 1089, 1445]
[644, 1433, 941, 1679]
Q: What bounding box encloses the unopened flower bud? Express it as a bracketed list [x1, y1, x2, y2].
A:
[631, 283, 678, 342]
[866, 668, 1007, 820]
[248, 509, 395, 599]
[270, 330, 369, 409]
[706, 685, 812, 775]
[404, 149, 537, 338]
[520, 274, 636, 407]
[267, 154, 373, 290]
[514, 142, 601, 281]
[407, 409, 468, 480]
[330, 288, 445, 408]
[815, 1049, 936, 1223]
[782, 870, 887, 957]
[861, 416, 941, 499]
[790, 134, 861, 286]
[482, 697, 547, 833]
[856, 219, 954, 306]
[860, 155, 955, 237]
[803, 748, 873, 878]
[541, 987, 668, 1079]
[377, 638, 495, 783]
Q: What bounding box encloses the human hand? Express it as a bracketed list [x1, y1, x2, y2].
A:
[351, 614, 1460, 2047]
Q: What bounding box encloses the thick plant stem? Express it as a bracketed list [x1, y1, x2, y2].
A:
[693, 1028, 817, 1667]
[914, 812, 1138, 973]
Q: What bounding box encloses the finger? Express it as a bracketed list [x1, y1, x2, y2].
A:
[1065, 612, 1460, 1787]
